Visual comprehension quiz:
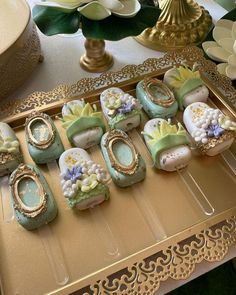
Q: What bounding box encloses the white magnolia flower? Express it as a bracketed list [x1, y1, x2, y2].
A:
[42, 0, 141, 20]
[202, 19, 236, 80]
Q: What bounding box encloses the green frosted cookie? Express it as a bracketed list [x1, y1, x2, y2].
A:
[9, 164, 58, 230]
[25, 111, 64, 164]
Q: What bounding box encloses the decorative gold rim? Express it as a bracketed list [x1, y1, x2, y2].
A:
[25, 111, 55, 150]
[10, 164, 47, 218]
[143, 78, 175, 107]
[105, 129, 139, 175]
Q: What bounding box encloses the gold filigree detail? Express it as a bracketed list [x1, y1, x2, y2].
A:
[197, 130, 235, 154]
[76, 216, 236, 295]
[0, 152, 17, 165]
[25, 111, 55, 150]
[10, 164, 47, 218]
[143, 78, 175, 107]
[1, 47, 235, 121]
[105, 129, 139, 175]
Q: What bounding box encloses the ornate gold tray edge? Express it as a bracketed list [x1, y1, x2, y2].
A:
[49, 208, 236, 295]
[1, 47, 236, 124]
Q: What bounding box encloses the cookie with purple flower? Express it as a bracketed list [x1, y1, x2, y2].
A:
[59, 148, 110, 210]
[183, 102, 236, 156]
[100, 87, 142, 131]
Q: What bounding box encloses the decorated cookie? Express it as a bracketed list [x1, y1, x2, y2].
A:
[0, 122, 23, 176]
[101, 129, 146, 187]
[25, 111, 64, 164]
[136, 78, 178, 118]
[100, 87, 142, 131]
[9, 164, 58, 230]
[163, 65, 209, 110]
[143, 119, 191, 171]
[59, 148, 110, 210]
[183, 102, 236, 156]
[61, 100, 106, 149]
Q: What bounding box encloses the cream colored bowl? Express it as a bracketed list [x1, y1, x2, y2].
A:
[0, 0, 41, 100]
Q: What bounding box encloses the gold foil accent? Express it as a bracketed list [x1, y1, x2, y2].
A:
[143, 78, 175, 107]
[105, 129, 139, 175]
[25, 111, 55, 150]
[197, 130, 236, 154]
[10, 164, 47, 218]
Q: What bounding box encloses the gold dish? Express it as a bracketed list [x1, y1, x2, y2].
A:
[0, 47, 236, 295]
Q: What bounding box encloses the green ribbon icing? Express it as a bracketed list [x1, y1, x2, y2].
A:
[66, 116, 105, 143]
[175, 78, 204, 111]
[150, 134, 190, 169]
[67, 183, 110, 208]
[109, 109, 142, 129]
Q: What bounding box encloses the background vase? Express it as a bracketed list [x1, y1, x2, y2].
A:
[80, 38, 114, 73]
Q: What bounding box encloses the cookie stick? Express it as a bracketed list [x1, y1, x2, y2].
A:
[143, 118, 214, 215]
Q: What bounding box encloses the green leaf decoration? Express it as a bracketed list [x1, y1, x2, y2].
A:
[81, 5, 161, 41]
[33, 5, 81, 36]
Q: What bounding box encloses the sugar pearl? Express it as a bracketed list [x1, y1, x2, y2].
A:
[202, 138, 208, 144]
[83, 178, 90, 186]
[211, 119, 217, 125]
[224, 120, 231, 128]
[195, 137, 201, 142]
[82, 168, 87, 174]
[202, 123, 208, 129]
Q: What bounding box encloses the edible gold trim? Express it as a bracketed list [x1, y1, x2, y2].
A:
[105, 129, 139, 175]
[0, 152, 17, 165]
[197, 130, 235, 154]
[143, 78, 175, 107]
[10, 164, 47, 218]
[25, 111, 55, 150]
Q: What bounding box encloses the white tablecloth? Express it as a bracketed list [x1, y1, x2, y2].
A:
[6, 0, 227, 102]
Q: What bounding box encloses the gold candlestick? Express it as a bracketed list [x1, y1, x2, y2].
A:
[135, 0, 212, 51]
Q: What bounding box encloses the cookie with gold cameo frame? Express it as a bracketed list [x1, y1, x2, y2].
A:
[143, 118, 191, 171]
[9, 164, 58, 230]
[183, 102, 236, 156]
[100, 129, 146, 187]
[100, 87, 142, 131]
[25, 111, 64, 164]
[136, 77, 178, 118]
[59, 148, 110, 210]
[61, 100, 106, 149]
[0, 122, 23, 176]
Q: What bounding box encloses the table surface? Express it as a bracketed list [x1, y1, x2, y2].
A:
[2, 1, 236, 294]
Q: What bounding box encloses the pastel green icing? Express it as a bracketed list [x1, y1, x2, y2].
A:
[112, 142, 133, 166]
[31, 121, 50, 142]
[144, 121, 190, 169]
[109, 109, 142, 129]
[175, 78, 204, 110]
[67, 182, 110, 208]
[18, 177, 41, 207]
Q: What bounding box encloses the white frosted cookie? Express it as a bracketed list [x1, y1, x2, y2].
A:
[143, 118, 191, 171]
[183, 102, 236, 156]
[163, 65, 209, 110]
[100, 87, 142, 131]
[61, 100, 105, 149]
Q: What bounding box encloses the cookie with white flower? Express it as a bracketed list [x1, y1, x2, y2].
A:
[61, 99, 106, 149]
[143, 118, 191, 171]
[163, 65, 209, 110]
[183, 102, 236, 156]
[59, 148, 110, 210]
[100, 87, 142, 131]
[0, 122, 23, 176]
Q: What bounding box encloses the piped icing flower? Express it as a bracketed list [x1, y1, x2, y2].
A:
[145, 119, 187, 146]
[60, 159, 109, 199]
[62, 101, 103, 129]
[0, 135, 20, 154]
[191, 107, 236, 144]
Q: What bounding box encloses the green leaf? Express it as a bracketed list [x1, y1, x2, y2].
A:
[33, 5, 81, 36]
[81, 5, 161, 41]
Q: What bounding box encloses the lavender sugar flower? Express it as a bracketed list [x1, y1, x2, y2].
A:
[64, 166, 83, 183]
[206, 124, 224, 138]
[118, 101, 135, 114]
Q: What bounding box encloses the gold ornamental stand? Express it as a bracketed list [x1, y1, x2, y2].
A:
[80, 38, 114, 73]
[135, 0, 213, 51]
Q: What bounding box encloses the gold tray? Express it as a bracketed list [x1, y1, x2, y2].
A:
[0, 47, 236, 295]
